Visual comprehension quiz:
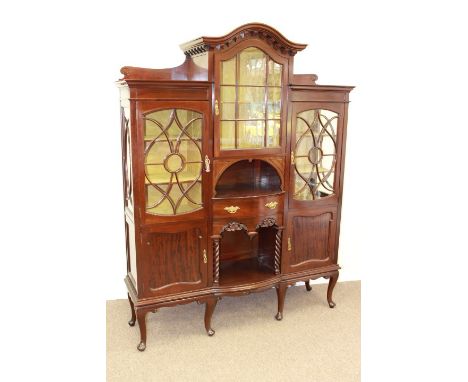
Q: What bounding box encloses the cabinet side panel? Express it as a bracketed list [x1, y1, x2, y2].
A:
[291, 213, 331, 265]
[127, 219, 138, 287]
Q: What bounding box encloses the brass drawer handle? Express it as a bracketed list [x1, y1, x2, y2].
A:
[288, 237, 292, 251]
[224, 206, 240, 214]
[203, 249, 207, 264]
[265, 201, 278, 209]
[215, 100, 219, 116]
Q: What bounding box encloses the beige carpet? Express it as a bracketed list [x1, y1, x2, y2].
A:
[107, 281, 360, 382]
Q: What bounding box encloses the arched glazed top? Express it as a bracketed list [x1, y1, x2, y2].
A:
[180, 23, 307, 57]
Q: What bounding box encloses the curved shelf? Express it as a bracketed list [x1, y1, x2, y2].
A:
[215, 159, 282, 198]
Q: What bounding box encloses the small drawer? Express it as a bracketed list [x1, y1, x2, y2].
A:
[212, 194, 284, 219]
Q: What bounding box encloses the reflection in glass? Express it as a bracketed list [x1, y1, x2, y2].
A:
[221, 86, 235, 119]
[267, 120, 280, 147]
[238, 87, 265, 119]
[220, 121, 235, 149]
[219, 47, 283, 150]
[267, 88, 281, 119]
[239, 47, 267, 85]
[222, 57, 236, 85]
[268, 60, 282, 86]
[238, 121, 265, 148]
[293, 109, 338, 200]
[144, 109, 203, 215]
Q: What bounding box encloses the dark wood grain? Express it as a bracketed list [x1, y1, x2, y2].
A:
[118, 23, 353, 350]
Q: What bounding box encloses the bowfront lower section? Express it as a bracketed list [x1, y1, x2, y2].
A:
[140, 221, 208, 297]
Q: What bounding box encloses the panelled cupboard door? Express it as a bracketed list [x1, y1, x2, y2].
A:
[136, 101, 212, 224]
[140, 221, 208, 297]
[289, 102, 345, 209]
[283, 208, 337, 273]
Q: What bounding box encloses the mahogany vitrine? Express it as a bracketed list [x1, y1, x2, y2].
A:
[117, 23, 353, 351]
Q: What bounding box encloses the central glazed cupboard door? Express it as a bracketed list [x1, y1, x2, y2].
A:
[136, 100, 211, 296]
[283, 102, 344, 273]
[213, 40, 289, 157]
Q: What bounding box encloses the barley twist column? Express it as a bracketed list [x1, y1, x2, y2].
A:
[211, 235, 221, 285]
[274, 226, 284, 275]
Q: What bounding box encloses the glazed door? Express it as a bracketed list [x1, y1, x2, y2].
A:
[288, 102, 344, 208]
[136, 101, 212, 224]
[283, 207, 337, 273]
[283, 101, 344, 273]
[140, 221, 208, 297]
[213, 40, 289, 157]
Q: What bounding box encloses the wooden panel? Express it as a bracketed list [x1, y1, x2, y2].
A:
[289, 88, 352, 103]
[141, 223, 207, 297]
[135, 84, 210, 100]
[284, 208, 337, 273]
[125, 218, 138, 288]
[292, 213, 331, 263]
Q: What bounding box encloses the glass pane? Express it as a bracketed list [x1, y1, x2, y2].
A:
[145, 141, 168, 164]
[267, 60, 282, 86]
[218, 47, 283, 151]
[144, 109, 203, 215]
[238, 120, 265, 148]
[267, 88, 281, 119]
[222, 57, 236, 85]
[220, 121, 235, 149]
[239, 47, 266, 85]
[266, 120, 280, 147]
[293, 109, 338, 200]
[220, 86, 236, 120]
[238, 87, 265, 119]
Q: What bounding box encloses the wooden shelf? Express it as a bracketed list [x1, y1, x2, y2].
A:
[145, 169, 201, 184]
[144, 136, 201, 142]
[214, 188, 282, 198]
[219, 257, 275, 287]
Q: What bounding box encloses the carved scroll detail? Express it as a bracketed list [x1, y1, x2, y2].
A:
[256, 217, 277, 229]
[221, 221, 248, 233]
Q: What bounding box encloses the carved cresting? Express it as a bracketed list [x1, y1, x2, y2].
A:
[180, 23, 307, 57]
[221, 222, 248, 232]
[256, 216, 277, 229]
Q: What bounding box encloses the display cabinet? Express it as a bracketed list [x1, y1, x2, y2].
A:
[118, 23, 353, 351]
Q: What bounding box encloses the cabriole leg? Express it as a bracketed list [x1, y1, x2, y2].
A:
[136, 309, 148, 351]
[204, 297, 218, 336]
[305, 280, 312, 292]
[127, 293, 136, 326]
[327, 272, 339, 308]
[275, 283, 287, 320]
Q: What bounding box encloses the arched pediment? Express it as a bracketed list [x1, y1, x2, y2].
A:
[180, 23, 307, 57]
